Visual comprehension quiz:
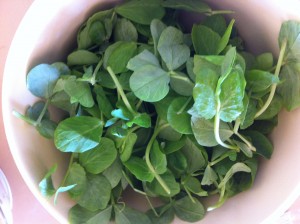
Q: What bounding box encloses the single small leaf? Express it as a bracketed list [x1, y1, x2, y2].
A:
[26, 101, 50, 121]
[67, 50, 99, 66]
[65, 162, 87, 199]
[120, 133, 138, 162]
[54, 116, 103, 153]
[192, 24, 221, 55]
[113, 18, 138, 42]
[184, 176, 208, 196]
[162, 136, 186, 154]
[150, 19, 167, 55]
[39, 164, 57, 197]
[191, 116, 233, 147]
[217, 19, 235, 54]
[245, 70, 279, 92]
[36, 119, 57, 139]
[126, 113, 151, 128]
[201, 165, 218, 186]
[114, 205, 152, 224]
[162, 0, 211, 14]
[104, 41, 137, 74]
[103, 158, 123, 188]
[124, 157, 154, 182]
[54, 184, 76, 205]
[27, 64, 60, 99]
[115, 0, 165, 25]
[167, 151, 187, 177]
[79, 137, 117, 174]
[170, 72, 194, 96]
[86, 205, 112, 224]
[127, 50, 160, 71]
[78, 174, 111, 211]
[167, 97, 193, 134]
[146, 205, 175, 224]
[173, 196, 205, 222]
[150, 140, 167, 174]
[129, 65, 170, 102]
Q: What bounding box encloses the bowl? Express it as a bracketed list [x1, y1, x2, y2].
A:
[2, 0, 300, 223]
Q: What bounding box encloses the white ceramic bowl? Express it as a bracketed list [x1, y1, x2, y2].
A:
[3, 0, 300, 223]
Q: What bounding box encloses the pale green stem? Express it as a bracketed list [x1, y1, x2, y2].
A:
[90, 59, 103, 85]
[107, 66, 136, 115]
[145, 120, 171, 195]
[255, 39, 287, 118]
[35, 99, 50, 126]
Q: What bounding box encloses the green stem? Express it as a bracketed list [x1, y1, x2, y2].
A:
[210, 153, 231, 166]
[145, 195, 159, 217]
[136, 99, 143, 111]
[35, 100, 50, 126]
[254, 39, 288, 118]
[145, 119, 171, 195]
[177, 96, 192, 115]
[209, 10, 235, 15]
[214, 104, 238, 151]
[12, 110, 35, 126]
[90, 59, 103, 85]
[107, 66, 136, 115]
[169, 71, 193, 82]
[233, 119, 256, 151]
[60, 153, 75, 187]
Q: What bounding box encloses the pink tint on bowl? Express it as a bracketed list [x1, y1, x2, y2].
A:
[2, 0, 300, 224]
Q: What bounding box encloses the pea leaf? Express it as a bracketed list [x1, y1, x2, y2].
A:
[54, 116, 103, 153]
[162, 0, 211, 14]
[146, 205, 175, 224]
[255, 53, 274, 70]
[162, 136, 186, 154]
[173, 196, 205, 222]
[203, 15, 227, 36]
[256, 94, 283, 120]
[64, 76, 94, 108]
[169, 72, 194, 96]
[68, 205, 99, 224]
[190, 68, 218, 119]
[217, 19, 235, 54]
[192, 24, 221, 55]
[127, 50, 160, 71]
[124, 157, 154, 182]
[114, 205, 151, 224]
[103, 158, 123, 188]
[191, 116, 233, 147]
[218, 67, 246, 122]
[36, 119, 57, 139]
[85, 205, 112, 224]
[150, 140, 167, 175]
[182, 137, 207, 173]
[167, 97, 193, 134]
[243, 130, 273, 159]
[129, 65, 170, 102]
[167, 151, 187, 177]
[146, 171, 180, 197]
[54, 184, 77, 205]
[78, 174, 111, 211]
[26, 101, 50, 120]
[183, 176, 208, 196]
[79, 137, 117, 174]
[94, 85, 114, 119]
[158, 26, 190, 71]
[104, 41, 137, 74]
[39, 164, 57, 197]
[245, 70, 279, 92]
[278, 20, 300, 54]
[201, 165, 218, 186]
[27, 64, 60, 99]
[115, 0, 165, 25]
[150, 19, 167, 55]
[126, 113, 151, 128]
[65, 163, 87, 199]
[67, 50, 99, 66]
[113, 18, 138, 42]
[120, 132, 137, 162]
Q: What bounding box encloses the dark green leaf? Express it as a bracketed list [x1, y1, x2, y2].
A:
[27, 64, 60, 99]
[245, 70, 279, 92]
[127, 50, 160, 71]
[146, 205, 175, 224]
[167, 151, 187, 177]
[65, 162, 87, 199]
[124, 156, 154, 182]
[192, 24, 221, 55]
[126, 113, 151, 128]
[36, 119, 57, 139]
[162, 0, 211, 14]
[26, 101, 50, 121]
[39, 164, 57, 197]
[167, 97, 193, 134]
[183, 176, 208, 196]
[130, 65, 170, 102]
[173, 196, 205, 222]
[103, 158, 123, 188]
[78, 174, 111, 211]
[256, 94, 283, 120]
[104, 41, 137, 74]
[114, 205, 152, 224]
[191, 116, 233, 147]
[68, 205, 99, 224]
[243, 130, 273, 159]
[255, 53, 274, 70]
[201, 165, 218, 185]
[94, 85, 114, 119]
[162, 136, 186, 154]
[150, 140, 167, 174]
[54, 116, 103, 153]
[170, 72, 194, 96]
[158, 26, 190, 71]
[203, 15, 227, 36]
[67, 50, 99, 66]
[114, 18, 138, 42]
[120, 133, 137, 162]
[79, 137, 117, 174]
[85, 206, 112, 224]
[147, 171, 180, 197]
[115, 0, 165, 25]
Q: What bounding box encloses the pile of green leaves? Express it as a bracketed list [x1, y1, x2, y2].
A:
[14, 0, 300, 223]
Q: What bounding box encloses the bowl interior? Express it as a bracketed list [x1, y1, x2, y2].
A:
[2, 0, 300, 223]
